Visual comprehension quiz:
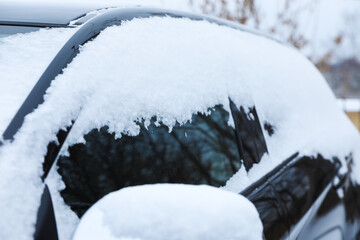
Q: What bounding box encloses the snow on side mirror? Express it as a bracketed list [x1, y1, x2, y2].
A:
[73, 184, 263, 240]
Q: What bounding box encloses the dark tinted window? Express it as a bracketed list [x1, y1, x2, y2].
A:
[272, 156, 336, 226]
[244, 155, 337, 240]
[57, 105, 241, 216]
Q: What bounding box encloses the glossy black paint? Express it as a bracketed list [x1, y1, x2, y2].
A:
[242, 154, 360, 240]
[34, 185, 58, 240]
[42, 125, 72, 181]
[241, 153, 299, 197]
[35, 126, 73, 239]
[230, 100, 268, 171]
[295, 158, 360, 240]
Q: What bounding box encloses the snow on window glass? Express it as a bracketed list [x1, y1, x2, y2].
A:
[0, 16, 359, 240]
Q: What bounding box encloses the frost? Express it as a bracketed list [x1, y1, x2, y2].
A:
[73, 184, 263, 240]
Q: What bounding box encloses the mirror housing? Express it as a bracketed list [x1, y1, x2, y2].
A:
[73, 184, 263, 240]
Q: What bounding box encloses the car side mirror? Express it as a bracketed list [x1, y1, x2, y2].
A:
[73, 184, 263, 240]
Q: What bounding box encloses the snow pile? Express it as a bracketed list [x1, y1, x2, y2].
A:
[0, 27, 77, 135]
[0, 15, 359, 239]
[338, 99, 360, 113]
[73, 184, 263, 240]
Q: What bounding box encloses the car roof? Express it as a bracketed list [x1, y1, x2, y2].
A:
[0, 2, 102, 27]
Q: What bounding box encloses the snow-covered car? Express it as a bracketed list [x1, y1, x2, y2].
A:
[1, 3, 360, 240]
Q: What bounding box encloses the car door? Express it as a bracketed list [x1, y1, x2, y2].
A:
[2, 10, 360, 240]
[239, 130, 360, 239]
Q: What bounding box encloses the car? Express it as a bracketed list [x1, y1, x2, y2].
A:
[1, 2, 360, 240]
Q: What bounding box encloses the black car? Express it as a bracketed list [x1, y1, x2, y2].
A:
[0, 3, 360, 240]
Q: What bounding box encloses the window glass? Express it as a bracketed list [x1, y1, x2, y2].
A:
[57, 105, 241, 216]
[271, 156, 336, 225]
[245, 155, 337, 239]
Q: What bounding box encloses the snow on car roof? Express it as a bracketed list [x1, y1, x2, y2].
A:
[0, 15, 359, 239]
[0, 27, 76, 136]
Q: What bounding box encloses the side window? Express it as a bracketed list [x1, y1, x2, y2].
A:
[57, 105, 242, 217]
[243, 154, 338, 239]
[246, 184, 288, 240]
[271, 155, 336, 227]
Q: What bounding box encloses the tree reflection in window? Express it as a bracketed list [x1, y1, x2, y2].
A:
[57, 105, 241, 217]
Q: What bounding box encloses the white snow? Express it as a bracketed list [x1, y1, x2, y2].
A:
[338, 98, 360, 113]
[73, 184, 263, 240]
[0, 14, 359, 240]
[0, 27, 77, 136]
[45, 165, 79, 240]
